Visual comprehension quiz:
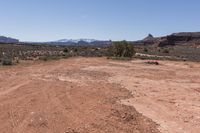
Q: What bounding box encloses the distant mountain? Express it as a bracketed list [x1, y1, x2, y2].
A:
[0, 36, 19, 43]
[143, 34, 154, 41]
[57, 39, 97, 43]
[133, 34, 159, 45]
[49, 39, 112, 46]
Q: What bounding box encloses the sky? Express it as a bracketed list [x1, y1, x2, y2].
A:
[0, 0, 200, 42]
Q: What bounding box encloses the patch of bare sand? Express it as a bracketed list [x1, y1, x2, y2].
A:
[84, 59, 200, 133]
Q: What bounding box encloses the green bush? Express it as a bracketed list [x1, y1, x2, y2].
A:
[108, 41, 135, 58]
[2, 58, 13, 65]
[63, 48, 69, 53]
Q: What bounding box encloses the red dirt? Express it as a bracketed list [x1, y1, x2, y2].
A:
[0, 58, 159, 133]
[0, 57, 200, 133]
[83, 59, 200, 133]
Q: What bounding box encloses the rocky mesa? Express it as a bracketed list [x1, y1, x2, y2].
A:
[134, 32, 200, 47]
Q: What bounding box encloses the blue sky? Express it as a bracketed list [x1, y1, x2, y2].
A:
[0, 0, 200, 42]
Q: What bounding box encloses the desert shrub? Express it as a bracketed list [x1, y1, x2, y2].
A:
[108, 41, 135, 58]
[63, 48, 69, 53]
[2, 57, 13, 65]
[74, 48, 78, 52]
[163, 49, 169, 53]
[145, 61, 159, 65]
[144, 48, 148, 53]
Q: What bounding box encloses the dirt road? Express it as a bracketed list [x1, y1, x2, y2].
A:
[0, 57, 200, 133]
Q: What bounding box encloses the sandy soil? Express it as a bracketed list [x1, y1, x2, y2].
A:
[0, 57, 200, 133]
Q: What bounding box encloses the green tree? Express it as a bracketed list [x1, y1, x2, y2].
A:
[108, 41, 135, 58]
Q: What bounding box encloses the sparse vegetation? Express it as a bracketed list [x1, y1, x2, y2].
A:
[74, 48, 78, 53]
[39, 55, 61, 61]
[145, 61, 159, 65]
[0, 43, 109, 62]
[108, 41, 135, 59]
[63, 48, 69, 53]
[1, 41, 200, 63]
[144, 48, 148, 53]
[1, 57, 13, 65]
[163, 49, 169, 53]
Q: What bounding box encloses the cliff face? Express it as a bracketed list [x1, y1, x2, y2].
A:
[158, 32, 200, 47]
[134, 32, 200, 47]
[0, 36, 19, 43]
